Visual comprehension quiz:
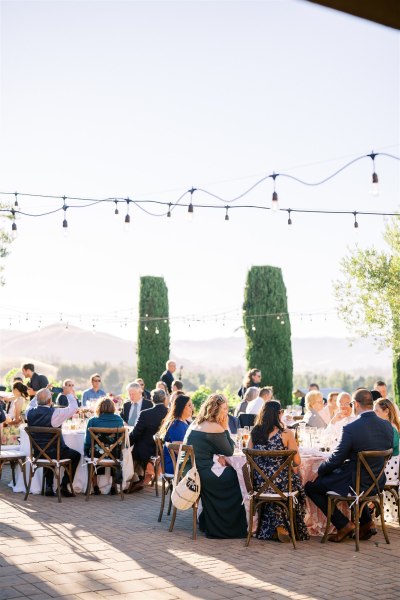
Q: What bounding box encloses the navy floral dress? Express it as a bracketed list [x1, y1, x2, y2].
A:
[252, 427, 309, 540]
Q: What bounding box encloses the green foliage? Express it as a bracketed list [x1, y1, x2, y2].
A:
[4, 367, 20, 389]
[56, 362, 134, 394]
[243, 266, 293, 406]
[334, 216, 400, 403]
[191, 385, 212, 412]
[137, 276, 170, 390]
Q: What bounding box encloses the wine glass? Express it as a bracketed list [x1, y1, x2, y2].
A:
[242, 426, 250, 448]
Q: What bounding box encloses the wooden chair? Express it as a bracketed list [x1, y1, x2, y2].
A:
[84, 427, 125, 501]
[242, 448, 298, 548]
[153, 435, 174, 521]
[0, 426, 26, 487]
[24, 427, 75, 503]
[321, 449, 393, 551]
[165, 442, 199, 539]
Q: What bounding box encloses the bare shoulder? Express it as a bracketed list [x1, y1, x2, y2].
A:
[195, 421, 225, 433]
[282, 428, 295, 441]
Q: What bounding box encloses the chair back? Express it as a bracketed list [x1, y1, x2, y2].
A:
[25, 427, 62, 462]
[165, 442, 195, 485]
[153, 434, 167, 473]
[238, 413, 256, 428]
[355, 449, 393, 497]
[88, 427, 125, 464]
[243, 448, 296, 501]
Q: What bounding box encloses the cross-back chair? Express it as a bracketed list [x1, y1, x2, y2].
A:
[0, 425, 26, 487]
[165, 442, 198, 539]
[153, 434, 174, 521]
[321, 449, 393, 551]
[84, 427, 126, 501]
[242, 448, 298, 548]
[24, 426, 75, 503]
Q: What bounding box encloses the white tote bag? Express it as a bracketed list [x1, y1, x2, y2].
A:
[171, 445, 201, 510]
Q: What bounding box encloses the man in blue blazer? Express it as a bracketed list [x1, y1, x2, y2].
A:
[305, 388, 393, 542]
[121, 382, 153, 425]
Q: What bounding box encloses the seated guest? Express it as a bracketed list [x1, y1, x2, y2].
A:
[185, 393, 247, 539]
[325, 392, 355, 444]
[156, 381, 170, 403]
[374, 398, 400, 456]
[303, 390, 326, 428]
[26, 388, 80, 497]
[320, 392, 339, 425]
[0, 406, 6, 424]
[2, 381, 29, 445]
[234, 386, 259, 417]
[135, 378, 151, 400]
[121, 382, 152, 426]
[305, 389, 394, 542]
[246, 387, 273, 415]
[129, 389, 168, 490]
[172, 380, 184, 393]
[56, 380, 81, 407]
[84, 396, 125, 495]
[82, 373, 106, 407]
[159, 394, 193, 475]
[248, 400, 309, 542]
[228, 413, 239, 434]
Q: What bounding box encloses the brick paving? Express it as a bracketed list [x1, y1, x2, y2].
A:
[0, 465, 399, 600]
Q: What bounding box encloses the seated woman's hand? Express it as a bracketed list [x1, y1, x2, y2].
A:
[217, 455, 227, 466]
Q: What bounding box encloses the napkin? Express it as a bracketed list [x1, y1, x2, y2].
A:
[211, 454, 226, 477]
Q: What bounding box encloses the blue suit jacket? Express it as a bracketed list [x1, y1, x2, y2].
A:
[121, 399, 153, 424]
[317, 411, 393, 495]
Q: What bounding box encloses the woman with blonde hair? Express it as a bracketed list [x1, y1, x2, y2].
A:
[84, 396, 124, 495]
[303, 390, 326, 428]
[235, 386, 259, 416]
[185, 393, 247, 538]
[374, 398, 400, 456]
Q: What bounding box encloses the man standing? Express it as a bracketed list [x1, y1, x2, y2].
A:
[22, 363, 49, 399]
[81, 373, 105, 407]
[121, 382, 152, 426]
[26, 388, 80, 497]
[305, 389, 393, 542]
[129, 388, 168, 490]
[237, 368, 262, 399]
[160, 360, 176, 394]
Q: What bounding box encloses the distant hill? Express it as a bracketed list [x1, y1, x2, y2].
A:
[0, 324, 392, 376]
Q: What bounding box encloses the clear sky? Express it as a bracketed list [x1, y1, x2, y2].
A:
[0, 0, 399, 344]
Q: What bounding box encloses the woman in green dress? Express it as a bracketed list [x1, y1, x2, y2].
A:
[185, 393, 247, 539]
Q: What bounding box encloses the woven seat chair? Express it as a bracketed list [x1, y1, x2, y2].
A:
[0, 427, 26, 487]
[242, 448, 298, 549]
[165, 442, 198, 539]
[84, 427, 125, 501]
[24, 427, 75, 503]
[153, 435, 174, 520]
[321, 449, 392, 551]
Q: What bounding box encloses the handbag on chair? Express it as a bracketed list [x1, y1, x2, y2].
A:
[171, 445, 201, 510]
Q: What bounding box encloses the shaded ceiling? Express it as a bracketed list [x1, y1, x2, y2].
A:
[305, 0, 400, 30]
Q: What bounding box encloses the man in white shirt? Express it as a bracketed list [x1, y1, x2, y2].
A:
[325, 392, 356, 446]
[246, 387, 273, 415]
[26, 388, 80, 497]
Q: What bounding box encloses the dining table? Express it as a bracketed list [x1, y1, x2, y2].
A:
[10, 425, 138, 495]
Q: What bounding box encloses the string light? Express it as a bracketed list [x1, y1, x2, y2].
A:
[187, 187, 196, 221]
[124, 197, 131, 228]
[369, 151, 380, 196]
[14, 192, 18, 207]
[114, 200, 119, 215]
[62, 196, 68, 236]
[287, 209, 292, 226]
[225, 206, 229, 221]
[353, 211, 359, 229]
[271, 173, 279, 211]
[167, 203, 172, 218]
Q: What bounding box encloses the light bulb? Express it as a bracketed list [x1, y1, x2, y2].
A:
[187, 203, 194, 221]
[371, 172, 379, 196]
[271, 190, 279, 211]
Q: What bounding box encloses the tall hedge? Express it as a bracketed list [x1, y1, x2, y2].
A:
[243, 266, 293, 406]
[137, 276, 170, 389]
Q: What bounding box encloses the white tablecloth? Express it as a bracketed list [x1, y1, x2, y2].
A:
[10, 426, 136, 494]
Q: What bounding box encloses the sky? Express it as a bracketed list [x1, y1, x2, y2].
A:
[0, 0, 399, 347]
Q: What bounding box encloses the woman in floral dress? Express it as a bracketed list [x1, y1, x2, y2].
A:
[248, 400, 309, 542]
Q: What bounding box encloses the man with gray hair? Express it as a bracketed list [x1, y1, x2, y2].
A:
[26, 388, 80, 497]
[128, 388, 168, 492]
[121, 381, 153, 426]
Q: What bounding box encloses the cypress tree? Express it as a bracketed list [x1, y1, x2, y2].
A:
[243, 266, 293, 406]
[137, 276, 170, 389]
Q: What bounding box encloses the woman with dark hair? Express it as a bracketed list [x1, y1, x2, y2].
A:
[159, 394, 193, 475]
[1, 382, 29, 445]
[237, 368, 262, 399]
[248, 400, 309, 542]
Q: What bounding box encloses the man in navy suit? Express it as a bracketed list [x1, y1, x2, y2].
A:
[305, 388, 393, 542]
[121, 382, 153, 426]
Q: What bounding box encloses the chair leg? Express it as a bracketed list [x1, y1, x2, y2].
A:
[55, 468, 62, 503]
[167, 492, 172, 516]
[245, 500, 254, 547]
[41, 468, 46, 496]
[321, 497, 332, 543]
[288, 499, 297, 549]
[10, 461, 17, 486]
[158, 479, 166, 522]
[20, 459, 28, 493]
[354, 503, 360, 552]
[192, 503, 197, 540]
[154, 461, 159, 497]
[85, 463, 92, 501]
[378, 499, 390, 545]
[24, 465, 33, 501]
[169, 506, 177, 532]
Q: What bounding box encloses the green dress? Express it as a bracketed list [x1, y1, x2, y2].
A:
[185, 429, 247, 539]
